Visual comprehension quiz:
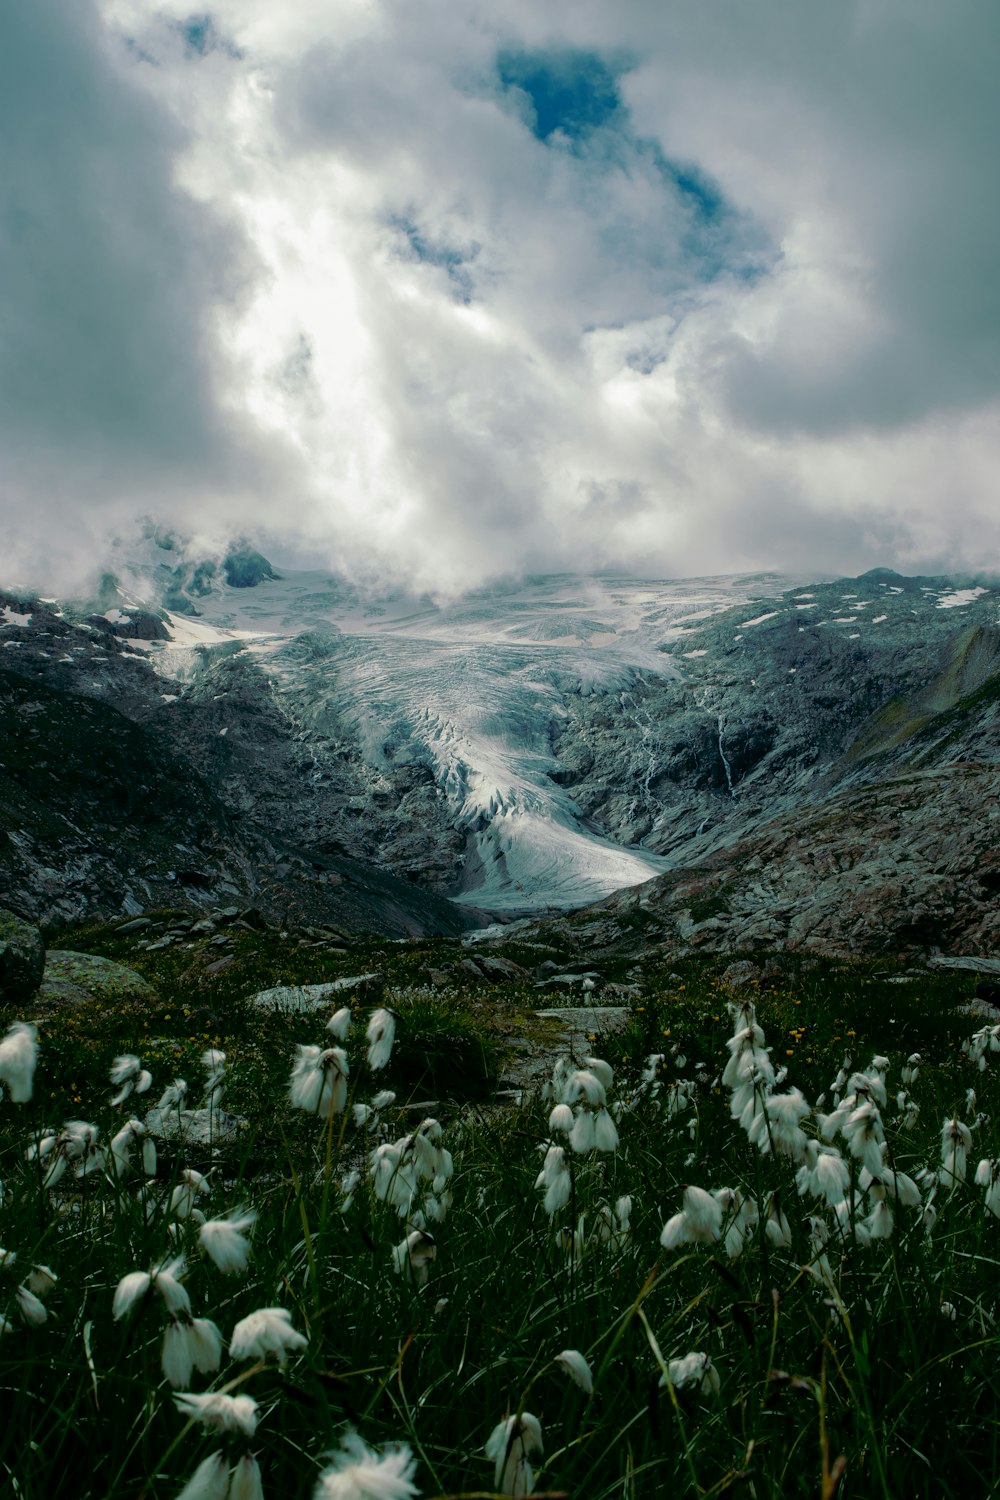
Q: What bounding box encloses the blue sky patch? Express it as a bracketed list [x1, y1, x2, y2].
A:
[496, 49, 623, 142]
[177, 15, 242, 60]
[391, 216, 478, 303]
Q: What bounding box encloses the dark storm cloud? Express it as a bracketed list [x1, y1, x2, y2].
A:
[3, 0, 1000, 593]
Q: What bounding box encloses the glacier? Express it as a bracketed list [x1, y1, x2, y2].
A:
[139, 568, 789, 913]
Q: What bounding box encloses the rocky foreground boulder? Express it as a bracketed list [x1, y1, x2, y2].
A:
[0, 906, 45, 1003]
[37, 951, 158, 1011]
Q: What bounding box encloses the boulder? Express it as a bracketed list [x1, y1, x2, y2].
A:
[37, 951, 158, 1011]
[0, 908, 46, 1003]
[251, 972, 385, 1013]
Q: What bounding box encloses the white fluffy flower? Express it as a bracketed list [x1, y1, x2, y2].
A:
[175, 1451, 230, 1500]
[313, 1430, 419, 1500]
[162, 1321, 196, 1388]
[230, 1306, 307, 1363]
[664, 1351, 720, 1395]
[26, 1265, 56, 1296]
[569, 1110, 595, 1154]
[289, 1045, 350, 1117]
[228, 1455, 265, 1500]
[485, 1413, 543, 1498]
[555, 1348, 593, 1394]
[941, 1115, 972, 1188]
[174, 1391, 259, 1437]
[392, 1230, 437, 1286]
[199, 1209, 257, 1274]
[0, 1022, 38, 1103]
[796, 1141, 851, 1207]
[327, 1007, 352, 1040]
[113, 1269, 152, 1320]
[763, 1090, 811, 1161]
[366, 1009, 396, 1071]
[16, 1284, 48, 1327]
[661, 1186, 723, 1249]
[593, 1109, 619, 1152]
[535, 1144, 571, 1217]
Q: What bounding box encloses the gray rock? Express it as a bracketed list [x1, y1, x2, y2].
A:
[479, 956, 528, 982]
[0, 908, 46, 1003]
[145, 1105, 242, 1146]
[204, 956, 235, 975]
[721, 960, 760, 988]
[928, 956, 1000, 975]
[251, 972, 385, 1013]
[38, 951, 157, 1010]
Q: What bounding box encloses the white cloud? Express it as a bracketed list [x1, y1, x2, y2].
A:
[3, 0, 999, 594]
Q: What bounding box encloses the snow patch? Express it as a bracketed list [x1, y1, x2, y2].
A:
[739, 611, 779, 627]
[1, 607, 32, 628]
[936, 587, 988, 609]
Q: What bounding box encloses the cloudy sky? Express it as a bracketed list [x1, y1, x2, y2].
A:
[3, 0, 999, 593]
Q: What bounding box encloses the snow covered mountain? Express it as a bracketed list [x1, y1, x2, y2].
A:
[5, 530, 1000, 952]
[105, 542, 795, 912]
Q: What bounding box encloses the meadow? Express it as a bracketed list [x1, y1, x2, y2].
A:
[0, 918, 997, 1499]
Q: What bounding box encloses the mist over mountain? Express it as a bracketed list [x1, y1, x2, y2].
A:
[3, 529, 999, 958]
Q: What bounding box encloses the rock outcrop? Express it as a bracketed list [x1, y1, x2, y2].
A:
[38, 951, 158, 1011]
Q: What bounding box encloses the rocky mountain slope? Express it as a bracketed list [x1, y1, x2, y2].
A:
[3, 539, 999, 956]
[0, 591, 478, 936]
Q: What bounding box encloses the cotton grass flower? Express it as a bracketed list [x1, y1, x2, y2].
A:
[156, 1079, 188, 1111]
[289, 1045, 350, 1118]
[569, 1109, 595, 1154]
[941, 1115, 972, 1189]
[535, 1144, 571, 1216]
[230, 1306, 307, 1363]
[0, 1022, 38, 1103]
[313, 1429, 419, 1499]
[796, 1141, 851, 1206]
[228, 1455, 265, 1500]
[663, 1351, 720, 1395]
[109, 1118, 146, 1177]
[366, 1009, 396, 1071]
[110, 1056, 152, 1106]
[170, 1169, 211, 1220]
[174, 1391, 259, 1437]
[199, 1209, 257, 1274]
[763, 1089, 811, 1160]
[327, 1006, 352, 1040]
[175, 1451, 230, 1500]
[113, 1269, 152, 1320]
[392, 1229, 436, 1286]
[555, 1348, 593, 1394]
[162, 1321, 196, 1387]
[26, 1265, 56, 1295]
[113, 1256, 190, 1320]
[163, 1315, 222, 1386]
[661, 1185, 723, 1249]
[16, 1284, 48, 1327]
[485, 1412, 543, 1498]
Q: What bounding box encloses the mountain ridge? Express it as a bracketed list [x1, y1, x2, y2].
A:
[3, 553, 999, 956]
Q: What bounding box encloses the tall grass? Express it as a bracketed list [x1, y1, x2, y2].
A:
[2, 972, 1000, 1498]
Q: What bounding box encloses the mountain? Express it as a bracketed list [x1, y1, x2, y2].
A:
[3, 542, 999, 955]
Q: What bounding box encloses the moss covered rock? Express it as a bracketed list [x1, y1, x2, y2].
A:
[39, 951, 158, 1011]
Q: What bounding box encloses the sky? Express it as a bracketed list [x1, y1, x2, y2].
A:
[2, 0, 1000, 595]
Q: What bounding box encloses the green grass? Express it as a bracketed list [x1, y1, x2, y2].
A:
[1, 927, 997, 1498]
